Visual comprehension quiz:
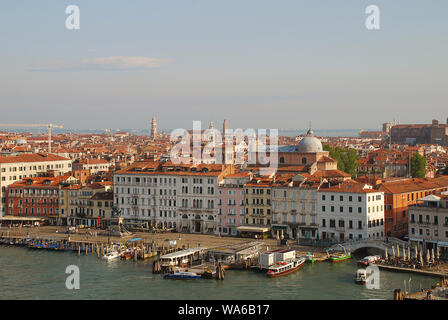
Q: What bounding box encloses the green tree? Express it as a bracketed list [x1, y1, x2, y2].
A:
[323, 144, 360, 177]
[410, 152, 427, 178]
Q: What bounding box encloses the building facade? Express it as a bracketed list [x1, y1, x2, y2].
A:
[317, 182, 385, 242]
[408, 194, 448, 259]
[272, 174, 322, 240]
[218, 172, 251, 236]
[113, 161, 230, 234]
[0, 153, 72, 216]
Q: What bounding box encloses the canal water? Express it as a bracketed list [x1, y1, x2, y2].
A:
[0, 246, 439, 300]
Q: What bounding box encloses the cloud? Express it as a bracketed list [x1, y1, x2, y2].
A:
[30, 56, 169, 72]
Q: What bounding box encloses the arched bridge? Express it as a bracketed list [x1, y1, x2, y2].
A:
[328, 237, 409, 254]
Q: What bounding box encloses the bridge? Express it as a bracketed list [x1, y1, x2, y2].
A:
[328, 237, 411, 255]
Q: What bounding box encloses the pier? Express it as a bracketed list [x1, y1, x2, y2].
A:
[0, 233, 184, 261]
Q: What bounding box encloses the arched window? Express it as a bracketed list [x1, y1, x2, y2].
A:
[208, 215, 214, 220]
[302, 157, 307, 164]
[182, 214, 188, 219]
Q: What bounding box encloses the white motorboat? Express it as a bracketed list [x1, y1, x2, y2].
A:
[102, 251, 120, 261]
[355, 269, 367, 284]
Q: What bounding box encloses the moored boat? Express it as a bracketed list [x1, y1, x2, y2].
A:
[266, 257, 306, 277]
[329, 252, 352, 262]
[305, 252, 316, 264]
[102, 251, 120, 261]
[357, 255, 381, 267]
[164, 268, 201, 280]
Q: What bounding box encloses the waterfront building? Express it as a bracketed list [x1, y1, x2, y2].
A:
[0, 153, 72, 216]
[114, 161, 231, 234]
[377, 176, 448, 238]
[408, 194, 448, 259]
[218, 172, 251, 236]
[272, 173, 323, 240]
[243, 176, 273, 228]
[60, 183, 113, 227]
[6, 175, 71, 224]
[317, 181, 385, 242]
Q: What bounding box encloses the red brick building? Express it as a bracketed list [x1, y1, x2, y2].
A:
[6, 175, 70, 223]
[377, 176, 448, 238]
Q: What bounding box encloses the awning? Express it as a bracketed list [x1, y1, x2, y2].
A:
[237, 226, 270, 233]
[437, 241, 448, 247]
[0, 216, 45, 222]
[127, 238, 143, 242]
[271, 225, 288, 230]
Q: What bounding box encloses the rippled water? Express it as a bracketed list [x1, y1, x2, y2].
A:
[0, 246, 439, 300]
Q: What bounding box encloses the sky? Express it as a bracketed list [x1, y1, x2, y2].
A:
[1, 0, 447, 132]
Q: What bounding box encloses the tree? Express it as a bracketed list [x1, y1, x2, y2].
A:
[323, 144, 360, 177]
[410, 152, 427, 178]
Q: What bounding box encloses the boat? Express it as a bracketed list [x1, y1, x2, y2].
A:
[121, 251, 133, 260]
[305, 252, 316, 264]
[164, 268, 201, 280]
[355, 269, 367, 284]
[329, 252, 352, 262]
[102, 251, 120, 261]
[357, 255, 381, 267]
[266, 257, 306, 277]
[328, 244, 352, 263]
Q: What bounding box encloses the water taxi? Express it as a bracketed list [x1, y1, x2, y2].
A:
[164, 268, 201, 280]
[357, 255, 381, 267]
[355, 269, 367, 284]
[266, 257, 306, 278]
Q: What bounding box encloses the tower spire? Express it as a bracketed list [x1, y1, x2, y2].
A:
[151, 114, 157, 139]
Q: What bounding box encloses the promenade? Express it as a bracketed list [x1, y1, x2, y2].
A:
[0, 226, 329, 259]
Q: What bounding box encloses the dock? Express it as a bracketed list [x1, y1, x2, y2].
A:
[373, 263, 448, 278]
[394, 278, 448, 300]
[0, 234, 182, 260]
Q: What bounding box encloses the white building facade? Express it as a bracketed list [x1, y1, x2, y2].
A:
[114, 162, 228, 234]
[317, 183, 385, 242]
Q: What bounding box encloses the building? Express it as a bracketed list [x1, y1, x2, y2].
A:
[218, 172, 251, 236]
[6, 175, 71, 224]
[390, 118, 448, 146]
[244, 175, 273, 228]
[151, 115, 157, 139]
[408, 194, 448, 260]
[377, 176, 448, 238]
[113, 161, 231, 234]
[272, 173, 323, 240]
[0, 153, 72, 216]
[317, 181, 385, 242]
[72, 159, 111, 175]
[60, 183, 112, 227]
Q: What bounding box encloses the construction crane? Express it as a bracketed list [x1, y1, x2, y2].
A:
[0, 123, 63, 153]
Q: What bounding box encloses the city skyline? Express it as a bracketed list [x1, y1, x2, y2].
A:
[1, 1, 448, 130]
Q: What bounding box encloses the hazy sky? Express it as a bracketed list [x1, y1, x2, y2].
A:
[1, 0, 447, 132]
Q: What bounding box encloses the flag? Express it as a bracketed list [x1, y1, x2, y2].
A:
[97, 216, 101, 227]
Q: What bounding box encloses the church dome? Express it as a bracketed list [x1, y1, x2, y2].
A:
[297, 129, 323, 153]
